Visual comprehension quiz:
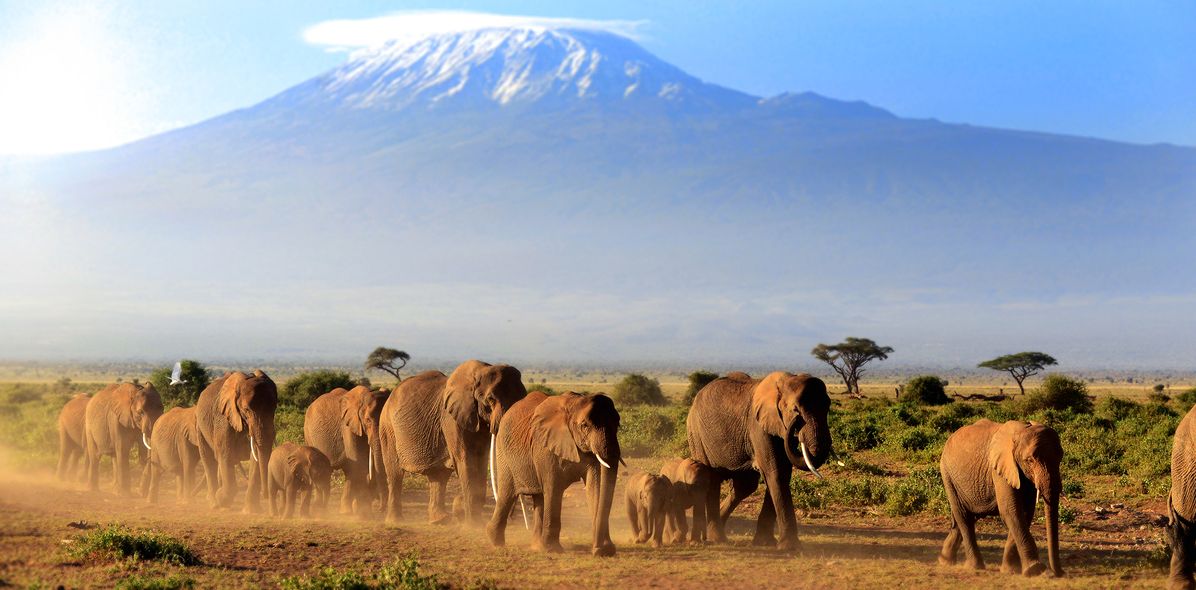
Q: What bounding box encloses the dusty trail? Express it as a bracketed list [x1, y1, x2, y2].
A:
[0, 457, 1170, 588]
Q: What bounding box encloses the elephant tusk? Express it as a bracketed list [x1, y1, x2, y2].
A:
[249, 435, 259, 463]
[595, 454, 612, 470]
[142, 433, 152, 451]
[800, 442, 824, 481]
[519, 495, 529, 530]
[1035, 488, 1040, 507]
[489, 434, 498, 500]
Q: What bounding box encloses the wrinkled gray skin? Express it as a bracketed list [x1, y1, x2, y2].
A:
[84, 382, 163, 495]
[378, 361, 527, 525]
[268, 442, 332, 519]
[305, 385, 388, 518]
[625, 472, 672, 547]
[143, 406, 202, 504]
[196, 370, 277, 512]
[660, 457, 711, 545]
[487, 391, 621, 557]
[57, 393, 91, 482]
[1168, 404, 1196, 589]
[939, 419, 1063, 578]
[686, 371, 832, 551]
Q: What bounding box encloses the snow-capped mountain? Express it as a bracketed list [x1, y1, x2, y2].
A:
[2, 27, 1195, 365]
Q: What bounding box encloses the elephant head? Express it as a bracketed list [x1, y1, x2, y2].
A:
[119, 382, 163, 451]
[444, 360, 528, 436]
[991, 421, 1064, 577]
[340, 385, 389, 484]
[751, 372, 831, 478]
[219, 370, 278, 497]
[637, 474, 672, 544]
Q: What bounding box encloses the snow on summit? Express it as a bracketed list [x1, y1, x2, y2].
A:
[307, 27, 751, 110]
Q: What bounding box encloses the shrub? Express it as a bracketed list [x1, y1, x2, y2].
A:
[683, 371, 719, 406]
[68, 524, 200, 565]
[116, 574, 196, 590]
[148, 360, 212, 408]
[885, 466, 946, 516]
[280, 557, 445, 590]
[1022, 374, 1093, 414]
[1061, 480, 1085, 498]
[618, 405, 687, 457]
[611, 373, 667, 407]
[828, 477, 888, 507]
[833, 417, 883, 452]
[1059, 505, 1078, 525]
[526, 383, 556, 395]
[1176, 388, 1196, 412]
[897, 427, 936, 451]
[903, 375, 951, 406]
[280, 370, 356, 409]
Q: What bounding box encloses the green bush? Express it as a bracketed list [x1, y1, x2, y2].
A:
[1059, 504, 1078, 525]
[618, 405, 688, 458]
[280, 370, 356, 409]
[1022, 374, 1093, 414]
[1061, 480, 1085, 498]
[1176, 388, 1196, 413]
[526, 383, 556, 395]
[611, 373, 667, 407]
[68, 524, 200, 566]
[885, 466, 946, 516]
[897, 427, 937, 451]
[275, 406, 306, 445]
[280, 557, 445, 590]
[903, 375, 951, 406]
[148, 360, 211, 408]
[116, 574, 196, 590]
[683, 370, 719, 406]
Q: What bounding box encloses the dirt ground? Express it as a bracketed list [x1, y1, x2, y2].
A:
[0, 457, 1173, 589]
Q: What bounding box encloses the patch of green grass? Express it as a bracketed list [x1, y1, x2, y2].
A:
[68, 525, 200, 566]
[618, 404, 688, 458]
[115, 573, 196, 590]
[280, 557, 445, 590]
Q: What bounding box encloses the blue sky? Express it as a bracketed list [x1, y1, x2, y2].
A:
[0, 0, 1193, 154]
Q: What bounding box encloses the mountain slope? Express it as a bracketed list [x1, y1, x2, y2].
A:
[2, 27, 1194, 365]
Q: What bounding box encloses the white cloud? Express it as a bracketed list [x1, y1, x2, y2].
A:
[302, 10, 647, 51]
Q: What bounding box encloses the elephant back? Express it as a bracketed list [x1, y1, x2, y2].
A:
[305, 388, 349, 466]
[59, 394, 91, 447]
[382, 370, 450, 473]
[685, 377, 757, 470]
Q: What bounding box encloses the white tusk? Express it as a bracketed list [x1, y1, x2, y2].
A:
[1035, 488, 1040, 506]
[368, 452, 374, 481]
[519, 495, 529, 530]
[250, 435, 259, 463]
[142, 433, 152, 451]
[595, 454, 612, 470]
[800, 442, 824, 481]
[489, 434, 498, 500]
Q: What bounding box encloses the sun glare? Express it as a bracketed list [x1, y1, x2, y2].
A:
[0, 5, 149, 155]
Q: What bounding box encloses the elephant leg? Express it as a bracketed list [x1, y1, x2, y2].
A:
[652, 507, 666, 548]
[761, 460, 799, 551]
[268, 476, 279, 517]
[486, 473, 517, 548]
[663, 505, 680, 545]
[138, 457, 152, 499]
[217, 455, 237, 509]
[1001, 534, 1023, 574]
[284, 484, 298, 519]
[463, 444, 488, 526]
[997, 485, 1044, 576]
[705, 475, 727, 542]
[114, 434, 131, 495]
[542, 478, 566, 553]
[85, 438, 100, 492]
[56, 431, 71, 480]
[301, 488, 313, 518]
[529, 494, 546, 551]
[626, 496, 642, 543]
[719, 471, 760, 535]
[198, 441, 219, 506]
[1168, 507, 1196, 590]
[339, 467, 355, 514]
[690, 489, 707, 544]
[939, 520, 961, 565]
[942, 477, 984, 569]
[753, 489, 778, 546]
[428, 469, 452, 525]
[385, 468, 405, 524]
[147, 463, 161, 504]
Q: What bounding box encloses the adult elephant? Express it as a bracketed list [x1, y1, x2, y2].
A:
[487, 391, 621, 556]
[1167, 404, 1196, 589]
[686, 371, 831, 551]
[938, 419, 1063, 577]
[84, 382, 163, 495]
[57, 393, 91, 481]
[379, 361, 527, 525]
[196, 370, 277, 512]
[305, 385, 389, 517]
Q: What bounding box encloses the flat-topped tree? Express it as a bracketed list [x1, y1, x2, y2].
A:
[978, 352, 1057, 395]
[811, 337, 894, 395]
[365, 347, 410, 382]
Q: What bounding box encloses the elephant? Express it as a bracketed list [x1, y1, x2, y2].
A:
[84, 382, 163, 495]
[143, 406, 202, 504]
[1167, 404, 1196, 589]
[378, 361, 527, 525]
[304, 385, 389, 517]
[268, 442, 332, 519]
[487, 391, 621, 557]
[686, 371, 831, 551]
[56, 393, 91, 481]
[938, 419, 1064, 577]
[660, 457, 711, 545]
[195, 370, 277, 512]
[625, 471, 672, 547]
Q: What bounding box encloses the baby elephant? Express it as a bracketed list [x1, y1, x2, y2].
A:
[939, 419, 1064, 577]
[268, 442, 332, 519]
[625, 472, 672, 547]
[660, 458, 710, 545]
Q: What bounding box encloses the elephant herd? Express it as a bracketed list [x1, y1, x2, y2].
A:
[50, 361, 1196, 587]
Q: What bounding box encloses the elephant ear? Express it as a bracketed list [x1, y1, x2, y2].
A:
[340, 396, 364, 437]
[218, 373, 246, 433]
[750, 373, 787, 437]
[989, 421, 1024, 489]
[533, 394, 581, 463]
[443, 382, 481, 433]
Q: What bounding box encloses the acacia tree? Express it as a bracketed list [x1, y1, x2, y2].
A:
[365, 347, 410, 382]
[977, 352, 1057, 395]
[811, 337, 894, 395]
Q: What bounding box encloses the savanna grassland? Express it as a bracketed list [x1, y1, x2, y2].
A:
[0, 374, 1190, 589]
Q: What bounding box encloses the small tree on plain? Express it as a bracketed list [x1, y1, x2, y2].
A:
[977, 352, 1057, 395]
[149, 360, 211, 408]
[811, 337, 894, 395]
[612, 373, 667, 407]
[365, 347, 410, 381]
[280, 370, 356, 409]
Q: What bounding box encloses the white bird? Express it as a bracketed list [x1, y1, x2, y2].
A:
[169, 361, 185, 386]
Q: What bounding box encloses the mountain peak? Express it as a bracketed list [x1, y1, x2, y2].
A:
[293, 27, 754, 111]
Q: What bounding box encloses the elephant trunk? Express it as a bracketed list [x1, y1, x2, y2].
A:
[251, 421, 273, 501]
[591, 431, 620, 556]
[787, 416, 831, 477]
[1036, 469, 1064, 577]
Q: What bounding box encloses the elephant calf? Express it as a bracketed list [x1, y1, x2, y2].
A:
[625, 472, 672, 547]
[660, 458, 710, 545]
[144, 406, 202, 504]
[939, 419, 1064, 577]
[268, 442, 332, 519]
